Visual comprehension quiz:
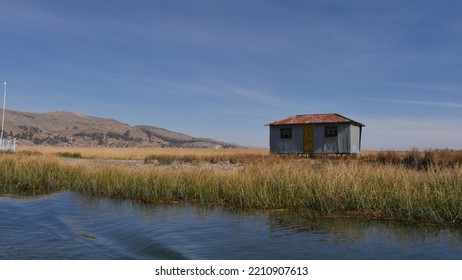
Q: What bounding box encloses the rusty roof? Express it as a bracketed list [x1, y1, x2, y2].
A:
[266, 113, 365, 126]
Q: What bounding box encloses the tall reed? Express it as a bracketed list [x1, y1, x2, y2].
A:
[1, 152, 462, 225]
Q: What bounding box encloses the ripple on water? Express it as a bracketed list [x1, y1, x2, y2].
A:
[1, 190, 462, 259]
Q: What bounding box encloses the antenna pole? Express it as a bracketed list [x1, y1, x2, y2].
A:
[1, 81, 6, 144]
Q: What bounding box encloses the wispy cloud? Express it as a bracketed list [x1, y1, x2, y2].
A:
[386, 82, 462, 93]
[0, 2, 75, 35]
[224, 87, 284, 107]
[397, 100, 462, 109]
[368, 98, 462, 109]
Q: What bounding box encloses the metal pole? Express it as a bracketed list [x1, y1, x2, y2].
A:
[1, 82, 6, 147]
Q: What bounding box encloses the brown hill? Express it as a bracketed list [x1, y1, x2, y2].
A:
[0, 109, 239, 148]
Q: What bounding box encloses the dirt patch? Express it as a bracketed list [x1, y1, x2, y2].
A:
[57, 157, 241, 171]
[58, 157, 144, 169]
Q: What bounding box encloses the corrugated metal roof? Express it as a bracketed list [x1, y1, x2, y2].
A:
[266, 113, 365, 126]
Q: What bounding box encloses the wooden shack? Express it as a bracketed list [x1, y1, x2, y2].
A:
[266, 113, 365, 154]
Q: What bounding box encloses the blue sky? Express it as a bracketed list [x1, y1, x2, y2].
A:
[1, 0, 462, 150]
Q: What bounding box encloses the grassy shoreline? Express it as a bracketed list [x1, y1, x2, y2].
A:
[2, 148, 462, 225]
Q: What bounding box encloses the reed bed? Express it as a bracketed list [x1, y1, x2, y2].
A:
[16, 146, 268, 160]
[2, 149, 462, 225]
[363, 149, 462, 169]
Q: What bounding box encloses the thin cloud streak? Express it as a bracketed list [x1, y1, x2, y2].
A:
[225, 87, 284, 107]
[368, 98, 462, 109]
[386, 82, 462, 93]
[0, 2, 80, 35]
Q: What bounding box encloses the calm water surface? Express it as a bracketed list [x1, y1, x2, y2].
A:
[1, 190, 462, 259]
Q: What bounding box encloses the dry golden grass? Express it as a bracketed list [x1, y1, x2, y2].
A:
[362, 149, 462, 169]
[4, 147, 462, 225]
[16, 146, 269, 160]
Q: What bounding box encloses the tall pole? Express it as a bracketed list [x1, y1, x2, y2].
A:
[0, 81, 6, 144]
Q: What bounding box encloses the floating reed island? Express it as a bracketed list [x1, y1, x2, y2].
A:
[1, 148, 462, 225]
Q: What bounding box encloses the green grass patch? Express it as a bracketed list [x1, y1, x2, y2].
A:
[55, 152, 82, 158]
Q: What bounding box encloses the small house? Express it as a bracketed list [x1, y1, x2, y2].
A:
[266, 113, 365, 154]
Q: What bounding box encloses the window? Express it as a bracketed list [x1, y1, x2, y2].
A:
[280, 128, 292, 139]
[324, 126, 338, 137]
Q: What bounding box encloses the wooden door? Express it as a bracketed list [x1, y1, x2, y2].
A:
[303, 124, 314, 153]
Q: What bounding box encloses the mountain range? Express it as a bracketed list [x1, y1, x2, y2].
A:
[0, 109, 239, 148]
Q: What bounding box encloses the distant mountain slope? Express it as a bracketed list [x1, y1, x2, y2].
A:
[1, 109, 239, 148]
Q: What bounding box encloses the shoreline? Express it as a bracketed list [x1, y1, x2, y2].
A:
[2, 147, 462, 226]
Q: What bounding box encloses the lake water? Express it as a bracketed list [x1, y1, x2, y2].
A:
[1, 189, 462, 259]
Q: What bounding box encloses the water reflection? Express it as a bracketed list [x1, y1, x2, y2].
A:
[1, 189, 462, 259]
[262, 210, 462, 259]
